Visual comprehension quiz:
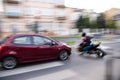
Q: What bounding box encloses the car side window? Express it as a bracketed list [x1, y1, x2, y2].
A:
[43, 37, 52, 45]
[13, 36, 32, 45]
[33, 36, 52, 45]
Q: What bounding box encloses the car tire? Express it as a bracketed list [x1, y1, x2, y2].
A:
[2, 56, 18, 69]
[58, 50, 69, 61]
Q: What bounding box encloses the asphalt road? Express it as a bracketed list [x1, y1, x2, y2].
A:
[0, 42, 119, 80]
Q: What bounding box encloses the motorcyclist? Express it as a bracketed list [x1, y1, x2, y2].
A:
[79, 32, 94, 52]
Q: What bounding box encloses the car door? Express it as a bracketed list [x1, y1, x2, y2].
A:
[12, 36, 39, 62]
[32, 36, 59, 59]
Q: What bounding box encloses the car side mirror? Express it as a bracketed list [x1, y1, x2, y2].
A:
[51, 41, 57, 46]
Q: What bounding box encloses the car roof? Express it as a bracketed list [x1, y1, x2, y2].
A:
[6, 34, 47, 38]
[3, 34, 55, 43]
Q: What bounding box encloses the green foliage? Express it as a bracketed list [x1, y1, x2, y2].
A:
[76, 15, 90, 32]
[90, 21, 98, 29]
[97, 13, 107, 28]
[76, 16, 84, 32]
[106, 20, 116, 28]
[83, 17, 90, 28]
[66, 41, 76, 45]
[75, 12, 117, 31]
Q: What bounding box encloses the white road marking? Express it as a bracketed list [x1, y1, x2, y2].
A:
[0, 61, 64, 77]
[27, 69, 77, 80]
[100, 45, 111, 49]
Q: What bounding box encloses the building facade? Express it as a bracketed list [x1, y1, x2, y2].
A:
[1, 0, 78, 37]
[104, 8, 120, 28]
[0, 0, 4, 37]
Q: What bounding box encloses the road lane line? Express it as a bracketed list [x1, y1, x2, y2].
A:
[0, 61, 64, 77]
[27, 69, 77, 80]
[100, 45, 111, 49]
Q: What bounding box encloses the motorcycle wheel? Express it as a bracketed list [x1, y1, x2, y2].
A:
[96, 48, 106, 58]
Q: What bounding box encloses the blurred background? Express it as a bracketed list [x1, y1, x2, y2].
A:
[0, 0, 120, 80]
[0, 0, 120, 38]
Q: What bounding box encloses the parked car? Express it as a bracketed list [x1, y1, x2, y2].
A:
[0, 34, 71, 69]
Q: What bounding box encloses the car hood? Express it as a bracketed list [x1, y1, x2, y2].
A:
[56, 41, 70, 47]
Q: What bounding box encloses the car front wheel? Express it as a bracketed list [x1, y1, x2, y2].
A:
[58, 50, 69, 61]
[2, 57, 18, 69]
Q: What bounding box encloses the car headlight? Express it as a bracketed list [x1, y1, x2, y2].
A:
[62, 42, 71, 47]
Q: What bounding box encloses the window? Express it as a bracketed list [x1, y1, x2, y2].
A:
[55, 9, 66, 17]
[43, 38, 52, 44]
[13, 36, 31, 44]
[70, 13, 81, 20]
[39, 22, 52, 31]
[114, 10, 120, 15]
[24, 7, 55, 16]
[24, 7, 39, 15]
[5, 5, 22, 17]
[41, 8, 54, 16]
[55, 0, 64, 5]
[28, 0, 54, 3]
[33, 36, 52, 45]
[5, 5, 21, 13]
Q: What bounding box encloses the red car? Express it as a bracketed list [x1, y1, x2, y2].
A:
[0, 34, 71, 69]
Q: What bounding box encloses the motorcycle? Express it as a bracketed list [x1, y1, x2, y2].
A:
[77, 42, 106, 58]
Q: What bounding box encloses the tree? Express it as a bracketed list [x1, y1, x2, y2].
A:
[83, 16, 90, 28]
[106, 19, 116, 28]
[97, 13, 107, 29]
[76, 15, 84, 32]
[76, 15, 90, 32]
[90, 20, 98, 29]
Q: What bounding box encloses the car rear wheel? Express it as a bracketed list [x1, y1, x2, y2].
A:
[58, 50, 69, 61]
[2, 57, 18, 69]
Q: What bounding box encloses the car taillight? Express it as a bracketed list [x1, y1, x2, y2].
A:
[0, 46, 3, 50]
